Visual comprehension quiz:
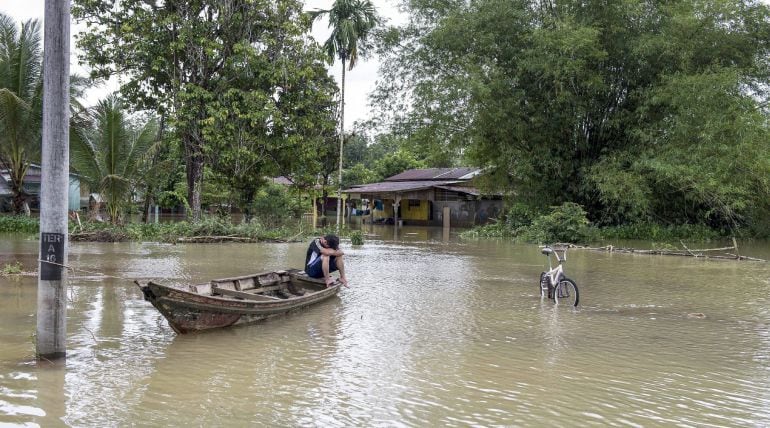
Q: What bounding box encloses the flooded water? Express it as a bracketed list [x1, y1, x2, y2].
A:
[1, 226, 770, 427]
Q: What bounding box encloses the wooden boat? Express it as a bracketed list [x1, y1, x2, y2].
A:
[134, 269, 340, 334]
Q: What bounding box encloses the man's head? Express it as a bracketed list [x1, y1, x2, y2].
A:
[323, 234, 340, 250]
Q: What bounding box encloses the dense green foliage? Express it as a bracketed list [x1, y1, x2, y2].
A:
[464, 203, 721, 243]
[464, 203, 591, 243]
[0, 215, 38, 234]
[375, 0, 770, 236]
[0, 14, 42, 214]
[340, 132, 432, 186]
[249, 183, 308, 227]
[73, 0, 339, 222]
[70, 96, 160, 224]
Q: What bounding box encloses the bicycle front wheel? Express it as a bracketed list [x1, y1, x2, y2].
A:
[554, 278, 579, 307]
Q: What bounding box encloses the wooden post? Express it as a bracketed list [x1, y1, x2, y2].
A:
[37, 0, 71, 361]
[443, 206, 451, 230]
[394, 195, 401, 228]
[312, 195, 317, 229]
[370, 198, 374, 224]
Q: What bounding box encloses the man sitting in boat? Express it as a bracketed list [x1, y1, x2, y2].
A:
[305, 234, 348, 287]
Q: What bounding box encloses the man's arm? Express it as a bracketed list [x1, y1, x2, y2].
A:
[320, 247, 344, 257]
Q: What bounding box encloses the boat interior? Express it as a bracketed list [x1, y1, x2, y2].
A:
[189, 270, 325, 301]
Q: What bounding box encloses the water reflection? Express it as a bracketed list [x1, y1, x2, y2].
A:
[1, 232, 770, 426]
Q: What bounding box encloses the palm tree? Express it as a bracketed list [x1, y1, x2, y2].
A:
[0, 13, 43, 215]
[70, 96, 159, 224]
[310, 0, 380, 231]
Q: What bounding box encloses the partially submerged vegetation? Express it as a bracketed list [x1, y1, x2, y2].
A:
[0, 215, 39, 234]
[1, 261, 23, 275]
[0, 214, 345, 244]
[462, 202, 726, 244]
[70, 216, 312, 243]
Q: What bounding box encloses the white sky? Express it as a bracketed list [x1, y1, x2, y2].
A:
[0, 0, 405, 129]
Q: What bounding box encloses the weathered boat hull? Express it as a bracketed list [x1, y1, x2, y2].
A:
[136, 269, 340, 334]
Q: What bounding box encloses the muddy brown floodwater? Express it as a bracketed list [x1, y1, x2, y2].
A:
[1, 225, 769, 426]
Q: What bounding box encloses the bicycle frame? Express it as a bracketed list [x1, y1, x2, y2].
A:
[538, 245, 579, 306]
[542, 247, 566, 289]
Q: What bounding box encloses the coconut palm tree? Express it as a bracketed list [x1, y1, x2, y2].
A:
[0, 13, 43, 215]
[70, 96, 159, 224]
[310, 0, 380, 231]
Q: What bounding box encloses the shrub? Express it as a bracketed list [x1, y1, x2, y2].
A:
[599, 223, 721, 241]
[349, 231, 364, 245]
[518, 202, 591, 244]
[0, 215, 39, 234]
[1, 261, 23, 275]
[250, 184, 307, 227]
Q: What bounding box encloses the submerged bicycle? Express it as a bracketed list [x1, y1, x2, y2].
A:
[538, 245, 580, 307]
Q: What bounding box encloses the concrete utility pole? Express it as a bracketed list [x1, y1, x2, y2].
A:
[37, 0, 71, 361]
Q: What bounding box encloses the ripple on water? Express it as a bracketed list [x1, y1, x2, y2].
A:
[2, 237, 770, 426]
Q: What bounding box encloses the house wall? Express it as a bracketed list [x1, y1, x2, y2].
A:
[68, 178, 80, 211]
[401, 199, 430, 221]
[432, 199, 503, 226]
[372, 199, 393, 219]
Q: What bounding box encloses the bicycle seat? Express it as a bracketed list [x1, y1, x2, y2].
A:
[541, 247, 553, 256]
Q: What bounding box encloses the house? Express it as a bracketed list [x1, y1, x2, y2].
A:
[0, 164, 81, 213]
[343, 167, 503, 227]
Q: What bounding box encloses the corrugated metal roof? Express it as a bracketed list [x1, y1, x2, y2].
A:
[269, 176, 293, 186]
[385, 168, 480, 182]
[434, 185, 480, 196]
[343, 180, 462, 194]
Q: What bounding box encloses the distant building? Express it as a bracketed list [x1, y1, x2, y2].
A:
[0, 164, 81, 212]
[343, 168, 503, 227]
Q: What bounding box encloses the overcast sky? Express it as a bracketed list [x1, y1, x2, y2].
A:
[0, 0, 404, 129]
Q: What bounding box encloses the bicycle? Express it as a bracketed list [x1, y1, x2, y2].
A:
[538, 245, 580, 307]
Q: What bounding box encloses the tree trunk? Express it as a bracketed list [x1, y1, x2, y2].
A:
[141, 193, 151, 223]
[12, 189, 28, 216]
[143, 114, 164, 223]
[184, 136, 204, 222]
[8, 165, 29, 215]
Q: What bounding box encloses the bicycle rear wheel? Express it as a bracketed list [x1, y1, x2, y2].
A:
[554, 278, 579, 307]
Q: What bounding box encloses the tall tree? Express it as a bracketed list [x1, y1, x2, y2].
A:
[310, 0, 380, 230]
[70, 96, 159, 224]
[73, 0, 328, 222]
[0, 14, 43, 215]
[203, 7, 339, 219]
[375, 0, 770, 232]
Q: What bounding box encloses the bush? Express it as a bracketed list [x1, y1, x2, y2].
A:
[460, 220, 512, 238]
[250, 184, 307, 227]
[598, 223, 721, 241]
[1, 261, 23, 275]
[349, 230, 364, 245]
[0, 215, 39, 234]
[518, 202, 591, 244]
